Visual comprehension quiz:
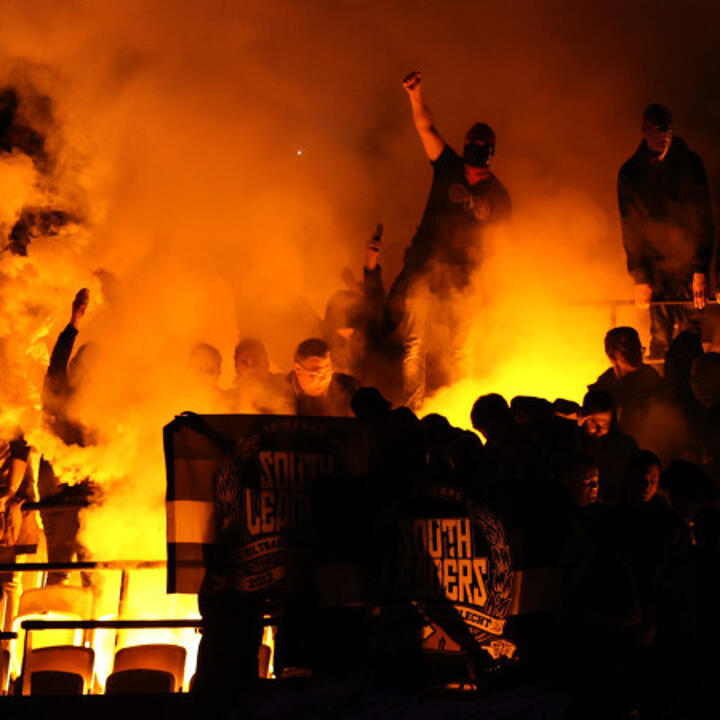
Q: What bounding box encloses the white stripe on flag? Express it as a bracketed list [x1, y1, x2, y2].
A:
[167, 500, 217, 544]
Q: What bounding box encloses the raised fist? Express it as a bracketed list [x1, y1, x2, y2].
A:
[71, 288, 89, 326]
[402, 71, 423, 97]
[366, 223, 383, 270]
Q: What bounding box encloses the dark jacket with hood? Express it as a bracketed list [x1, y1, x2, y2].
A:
[618, 136, 714, 285]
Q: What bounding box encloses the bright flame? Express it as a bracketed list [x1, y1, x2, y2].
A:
[261, 623, 276, 679]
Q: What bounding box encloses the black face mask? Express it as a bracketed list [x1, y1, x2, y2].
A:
[463, 142, 494, 168]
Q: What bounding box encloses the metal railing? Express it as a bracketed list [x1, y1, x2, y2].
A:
[0, 560, 167, 620]
[575, 298, 718, 327]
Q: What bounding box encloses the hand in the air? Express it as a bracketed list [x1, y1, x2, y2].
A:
[634, 283, 653, 310]
[366, 223, 383, 271]
[402, 71, 423, 98]
[71, 288, 89, 327]
[692, 273, 707, 310]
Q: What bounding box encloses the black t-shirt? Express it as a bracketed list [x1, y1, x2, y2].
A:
[403, 144, 511, 291]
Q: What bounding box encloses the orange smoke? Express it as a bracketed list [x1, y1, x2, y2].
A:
[423, 190, 645, 428]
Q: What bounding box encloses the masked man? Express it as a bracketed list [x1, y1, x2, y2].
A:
[387, 71, 511, 410]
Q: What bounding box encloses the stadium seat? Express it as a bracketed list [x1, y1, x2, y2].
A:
[258, 643, 271, 679]
[23, 645, 94, 695]
[12, 585, 93, 650]
[112, 644, 187, 692]
[0, 648, 9, 695]
[16, 585, 93, 618]
[30, 670, 84, 695]
[105, 668, 175, 694]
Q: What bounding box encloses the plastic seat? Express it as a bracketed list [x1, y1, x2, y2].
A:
[23, 645, 94, 695]
[112, 644, 187, 692]
[17, 586, 93, 618]
[12, 585, 93, 650]
[30, 670, 84, 695]
[0, 648, 9, 695]
[105, 668, 175, 694]
[258, 643, 271, 679]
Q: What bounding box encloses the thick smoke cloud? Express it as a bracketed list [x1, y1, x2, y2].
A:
[1, 0, 719, 559]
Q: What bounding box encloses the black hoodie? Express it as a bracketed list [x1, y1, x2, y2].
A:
[618, 136, 714, 285]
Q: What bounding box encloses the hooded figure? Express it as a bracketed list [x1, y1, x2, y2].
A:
[618, 104, 714, 358]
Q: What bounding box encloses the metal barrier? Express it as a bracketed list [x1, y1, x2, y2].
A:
[574, 298, 718, 327]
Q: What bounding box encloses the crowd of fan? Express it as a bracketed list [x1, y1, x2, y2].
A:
[463, 328, 720, 713]
[186, 308, 720, 714]
[2, 259, 720, 713]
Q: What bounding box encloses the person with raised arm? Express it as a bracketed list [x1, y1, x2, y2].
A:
[39, 288, 99, 585]
[387, 71, 511, 410]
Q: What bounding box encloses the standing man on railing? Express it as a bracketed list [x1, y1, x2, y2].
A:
[387, 71, 511, 410]
[618, 104, 716, 359]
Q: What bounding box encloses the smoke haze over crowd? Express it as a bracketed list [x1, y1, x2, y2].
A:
[1, 0, 720, 559]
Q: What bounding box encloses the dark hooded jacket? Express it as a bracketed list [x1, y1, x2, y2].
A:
[618, 136, 714, 285]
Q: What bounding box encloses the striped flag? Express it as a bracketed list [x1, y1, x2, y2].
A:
[164, 413, 368, 595]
